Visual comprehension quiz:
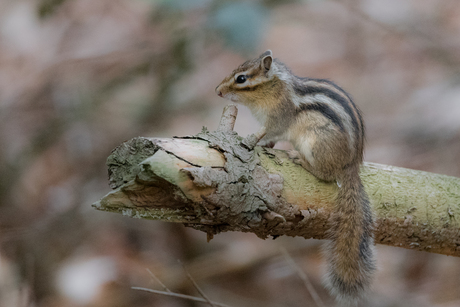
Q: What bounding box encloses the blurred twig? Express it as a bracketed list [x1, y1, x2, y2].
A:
[132, 287, 232, 307]
[180, 261, 217, 307]
[146, 268, 172, 293]
[140, 265, 225, 307]
[281, 248, 326, 307]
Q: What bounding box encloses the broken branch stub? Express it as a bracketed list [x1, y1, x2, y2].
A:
[94, 105, 460, 257]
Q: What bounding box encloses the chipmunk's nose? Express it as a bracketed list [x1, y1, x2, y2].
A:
[215, 85, 223, 97]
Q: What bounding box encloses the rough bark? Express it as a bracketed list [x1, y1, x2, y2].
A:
[93, 105, 460, 257]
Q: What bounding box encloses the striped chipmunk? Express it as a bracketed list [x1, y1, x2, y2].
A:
[215, 50, 376, 305]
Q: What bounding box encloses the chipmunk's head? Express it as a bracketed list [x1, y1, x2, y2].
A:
[215, 50, 275, 105]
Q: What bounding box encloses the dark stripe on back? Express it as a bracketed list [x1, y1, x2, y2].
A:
[300, 77, 355, 102]
[298, 102, 345, 132]
[293, 82, 360, 134]
[317, 79, 366, 142]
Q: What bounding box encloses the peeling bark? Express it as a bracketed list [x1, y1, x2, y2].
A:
[93, 105, 460, 257]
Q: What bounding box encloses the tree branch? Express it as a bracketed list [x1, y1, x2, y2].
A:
[93, 105, 460, 257]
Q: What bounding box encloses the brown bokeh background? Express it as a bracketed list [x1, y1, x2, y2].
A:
[1, 0, 460, 306]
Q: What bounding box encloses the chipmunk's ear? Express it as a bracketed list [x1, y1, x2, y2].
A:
[260, 50, 272, 73]
[260, 50, 272, 58]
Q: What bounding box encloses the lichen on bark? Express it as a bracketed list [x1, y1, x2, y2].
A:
[178, 127, 291, 239]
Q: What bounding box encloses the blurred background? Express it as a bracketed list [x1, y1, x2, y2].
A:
[1, 0, 460, 306]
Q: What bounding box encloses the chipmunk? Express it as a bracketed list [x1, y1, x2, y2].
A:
[215, 50, 375, 305]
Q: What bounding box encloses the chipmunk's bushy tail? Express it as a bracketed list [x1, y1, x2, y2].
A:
[323, 166, 376, 306]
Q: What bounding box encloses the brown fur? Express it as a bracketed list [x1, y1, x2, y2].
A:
[216, 50, 376, 304]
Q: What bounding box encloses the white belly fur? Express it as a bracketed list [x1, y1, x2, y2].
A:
[295, 134, 315, 167]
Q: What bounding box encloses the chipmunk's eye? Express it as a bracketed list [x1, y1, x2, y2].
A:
[236, 75, 247, 84]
